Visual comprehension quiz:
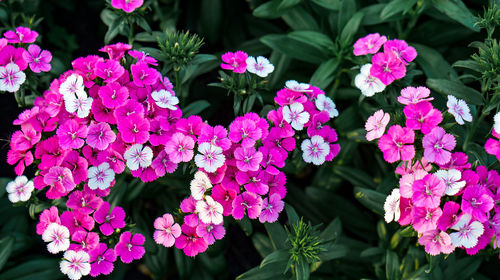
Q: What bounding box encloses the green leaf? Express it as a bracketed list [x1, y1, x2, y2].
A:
[380, 0, 418, 20]
[426, 78, 485, 105]
[318, 244, 348, 261]
[311, 0, 340, 10]
[135, 16, 152, 32]
[252, 233, 274, 257]
[260, 249, 290, 268]
[282, 6, 320, 31]
[135, 31, 163, 42]
[360, 247, 384, 258]
[432, 0, 480, 32]
[278, 0, 301, 10]
[386, 250, 401, 280]
[253, 0, 289, 19]
[0, 236, 14, 270]
[237, 216, 254, 236]
[337, 0, 356, 33]
[104, 16, 124, 44]
[285, 203, 299, 225]
[260, 34, 329, 64]
[100, 9, 117, 26]
[0, 259, 61, 280]
[361, 4, 387, 25]
[452, 59, 482, 73]
[236, 265, 289, 280]
[265, 223, 288, 250]
[339, 11, 363, 46]
[182, 100, 211, 117]
[353, 187, 386, 215]
[400, 225, 417, 237]
[294, 258, 310, 280]
[413, 43, 458, 80]
[319, 218, 342, 242]
[288, 31, 335, 51]
[443, 257, 482, 280]
[200, 0, 222, 43]
[334, 166, 376, 189]
[310, 58, 339, 89]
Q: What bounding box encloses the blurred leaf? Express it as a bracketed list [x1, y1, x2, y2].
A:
[0, 258, 63, 280]
[288, 30, 335, 51]
[432, 0, 480, 32]
[319, 217, 341, 242]
[310, 58, 339, 89]
[260, 249, 290, 268]
[252, 233, 274, 257]
[334, 166, 376, 189]
[339, 11, 364, 46]
[452, 59, 482, 73]
[318, 243, 348, 261]
[360, 247, 384, 258]
[237, 216, 253, 236]
[260, 34, 329, 64]
[426, 78, 484, 105]
[380, 0, 418, 20]
[282, 6, 320, 31]
[312, 0, 340, 10]
[361, 4, 387, 25]
[100, 8, 117, 26]
[414, 43, 458, 80]
[386, 250, 401, 280]
[285, 203, 299, 225]
[400, 225, 417, 237]
[253, 0, 290, 19]
[294, 258, 310, 280]
[278, 0, 302, 10]
[0, 236, 14, 270]
[337, 0, 356, 33]
[265, 223, 288, 250]
[353, 187, 386, 215]
[200, 0, 222, 43]
[104, 16, 124, 44]
[236, 265, 288, 280]
[443, 257, 482, 280]
[135, 16, 152, 33]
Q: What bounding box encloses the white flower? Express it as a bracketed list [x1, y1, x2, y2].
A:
[447, 95, 472, 125]
[151, 89, 179, 110]
[190, 171, 213, 200]
[434, 169, 466, 196]
[315, 94, 339, 118]
[64, 90, 93, 118]
[300, 135, 330, 165]
[354, 64, 386, 97]
[42, 223, 70, 254]
[59, 74, 85, 98]
[87, 162, 115, 190]
[494, 111, 500, 133]
[282, 102, 310, 131]
[0, 63, 26, 92]
[194, 143, 225, 173]
[285, 80, 312, 92]
[196, 196, 224, 225]
[384, 188, 400, 223]
[124, 144, 153, 171]
[246, 56, 274, 77]
[450, 214, 484, 248]
[6, 175, 34, 203]
[60, 250, 91, 280]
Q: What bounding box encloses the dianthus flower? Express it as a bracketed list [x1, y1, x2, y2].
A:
[403, 101, 442, 134]
[115, 232, 145, 263]
[259, 194, 284, 223]
[234, 147, 263, 172]
[282, 102, 310, 131]
[384, 188, 400, 223]
[246, 56, 274, 77]
[42, 223, 70, 254]
[3, 26, 38, 43]
[196, 222, 225, 245]
[6, 175, 34, 203]
[154, 213, 181, 247]
[384, 39, 417, 64]
[398, 86, 433, 105]
[194, 143, 225, 173]
[175, 224, 208, 257]
[449, 214, 484, 248]
[232, 191, 262, 220]
[301, 135, 330, 165]
[60, 250, 91, 280]
[378, 125, 415, 163]
[164, 132, 194, 163]
[370, 52, 406, 85]
[86, 122, 116, 150]
[94, 201, 126, 236]
[461, 185, 494, 223]
[0, 63, 26, 92]
[22, 44, 52, 73]
[196, 196, 224, 225]
[365, 110, 390, 141]
[220, 51, 248, 73]
[88, 162, 115, 190]
[315, 94, 338, 118]
[89, 243, 116, 277]
[412, 174, 445, 209]
[422, 127, 456, 165]
[354, 64, 386, 97]
[418, 230, 455, 256]
[447, 95, 472, 125]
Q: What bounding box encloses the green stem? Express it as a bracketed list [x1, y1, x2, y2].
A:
[462, 108, 487, 152]
[128, 19, 135, 46]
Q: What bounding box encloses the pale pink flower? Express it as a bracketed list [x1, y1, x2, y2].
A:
[353, 33, 387, 56]
[123, 144, 153, 171]
[0, 63, 26, 92]
[300, 135, 330, 165]
[282, 102, 310, 131]
[153, 213, 181, 247]
[246, 56, 274, 77]
[196, 196, 224, 225]
[42, 223, 70, 254]
[447, 95, 472, 125]
[450, 214, 484, 248]
[365, 110, 390, 141]
[384, 188, 400, 223]
[190, 171, 213, 200]
[87, 162, 115, 190]
[60, 250, 91, 280]
[194, 143, 225, 173]
[151, 89, 179, 110]
[398, 86, 433, 105]
[6, 175, 34, 203]
[315, 94, 338, 118]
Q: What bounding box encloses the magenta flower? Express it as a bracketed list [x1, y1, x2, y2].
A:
[98, 82, 129, 108]
[422, 127, 456, 165]
[449, 214, 484, 248]
[60, 210, 95, 235]
[196, 222, 225, 245]
[198, 125, 232, 151]
[93, 201, 126, 236]
[384, 39, 417, 64]
[10, 126, 41, 151]
[69, 230, 99, 252]
[56, 119, 88, 150]
[175, 224, 208, 257]
[370, 52, 406, 85]
[485, 129, 500, 161]
[117, 115, 150, 144]
[220, 51, 248, 73]
[229, 118, 262, 148]
[86, 122, 116, 151]
[153, 213, 181, 247]
[0, 63, 26, 92]
[236, 170, 268, 195]
[62, 151, 89, 185]
[129, 50, 158, 66]
[99, 43, 132, 60]
[0, 45, 28, 70]
[437, 201, 460, 231]
[438, 152, 471, 170]
[95, 59, 125, 83]
[353, 33, 387, 56]
[43, 166, 76, 199]
[412, 206, 442, 233]
[232, 191, 263, 220]
[115, 231, 145, 263]
[111, 0, 144, 13]
[164, 132, 195, 163]
[151, 150, 178, 176]
[212, 184, 237, 216]
[412, 174, 445, 208]
[131, 62, 160, 87]
[418, 230, 455, 256]
[22, 44, 52, 73]
[398, 86, 433, 105]
[114, 99, 144, 120]
[378, 125, 415, 163]
[234, 147, 263, 172]
[259, 194, 284, 223]
[36, 206, 61, 235]
[3, 26, 38, 43]
[461, 185, 494, 223]
[66, 190, 102, 214]
[404, 101, 442, 134]
[89, 243, 116, 277]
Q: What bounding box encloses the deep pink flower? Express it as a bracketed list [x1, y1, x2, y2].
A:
[228, 118, 262, 148]
[117, 115, 150, 144]
[93, 201, 126, 236]
[153, 213, 181, 247]
[221, 51, 248, 73]
[437, 201, 460, 231]
[10, 126, 41, 151]
[0, 45, 28, 71]
[111, 0, 144, 13]
[353, 33, 387, 56]
[22, 44, 52, 73]
[211, 184, 237, 216]
[422, 127, 456, 165]
[274, 88, 307, 106]
[60, 209, 95, 234]
[234, 147, 263, 172]
[378, 125, 415, 163]
[89, 243, 116, 277]
[398, 86, 433, 105]
[176, 115, 207, 139]
[164, 132, 195, 163]
[69, 230, 99, 252]
[485, 129, 500, 161]
[131, 62, 160, 87]
[36, 206, 60, 235]
[384, 39, 417, 64]
[99, 43, 132, 60]
[95, 60, 125, 83]
[466, 224, 494, 255]
[42, 166, 76, 199]
[3, 26, 38, 43]
[115, 232, 145, 263]
[418, 230, 454, 256]
[91, 98, 116, 124]
[7, 149, 33, 175]
[370, 52, 406, 85]
[412, 174, 445, 208]
[438, 152, 471, 170]
[66, 190, 102, 214]
[114, 99, 144, 120]
[98, 82, 129, 108]
[259, 146, 285, 175]
[412, 206, 442, 233]
[196, 222, 225, 245]
[129, 50, 158, 66]
[86, 122, 116, 150]
[236, 170, 268, 195]
[56, 119, 88, 150]
[175, 224, 208, 257]
[398, 197, 413, 225]
[232, 191, 263, 220]
[198, 125, 232, 151]
[259, 194, 284, 223]
[404, 101, 442, 134]
[461, 185, 494, 223]
[151, 150, 178, 176]
[267, 108, 295, 138]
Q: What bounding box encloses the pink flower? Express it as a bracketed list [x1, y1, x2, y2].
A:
[93, 201, 126, 236]
[43, 166, 76, 199]
[115, 232, 145, 263]
[220, 51, 248, 73]
[164, 132, 195, 163]
[198, 125, 232, 151]
[36, 206, 60, 235]
[438, 152, 471, 170]
[69, 231, 99, 252]
[485, 129, 500, 161]
[234, 147, 263, 172]
[131, 62, 160, 87]
[370, 52, 406, 85]
[62, 151, 89, 185]
[196, 222, 225, 245]
[98, 82, 129, 108]
[86, 122, 116, 150]
[117, 115, 150, 144]
[404, 101, 442, 134]
[153, 213, 181, 247]
[398, 86, 433, 105]
[0, 63, 26, 92]
[66, 190, 102, 214]
[95, 60, 125, 83]
[461, 185, 494, 223]
[114, 99, 144, 120]
[175, 224, 208, 257]
[384, 39, 417, 64]
[151, 150, 178, 176]
[449, 214, 484, 248]
[0, 45, 28, 70]
[437, 201, 460, 231]
[412, 206, 442, 233]
[259, 194, 284, 223]
[232, 191, 263, 220]
[418, 230, 455, 256]
[56, 119, 88, 149]
[194, 143, 225, 173]
[365, 110, 390, 141]
[212, 184, 237, 216]
[99, 43, 132, 60]
[89, 243, 116, 277]
[60, 210, 95, 234]
[22, 44, 52, 73]
[3, 26, 38, 43]
[111, 0, 144, 13]
[10, 126, 41, 151]
[353, 33, 387, 56]
[378, 125, 415, 163]
[300, 135, 330, 165]
[129, 50, 158, 66]
[88, 162, 115, 190]
[236, 170, 268, 195]
[412, 174, 445, 208]
[228, 118, 262, 148]
[422, 127, 456, 165]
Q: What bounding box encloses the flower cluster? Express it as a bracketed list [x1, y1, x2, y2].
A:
[353, 33, 417, 96]
[369, 86, 500, 257]
[152, 51, 341, 257]
[485, 112, 500, 161]
[0, 26, 52, 93]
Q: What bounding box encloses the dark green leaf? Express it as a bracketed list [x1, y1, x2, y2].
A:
[278, 0, 301, 10]
[337, 0, 356, 33]
[452, 60, 482, 73]
[400, 225, 417, 237]
[426, 78, 484, 105]
[318, 244, 348, 261]
[353, 187, 386, 215]
[386, 250, 401, 280]
[319, 217, 341, 242]
[443, 257, 482, 280]
[334, 166, 376, 189]
[285, 203, 299, 225]
[100, 9, 117, 26]
[380, 0, 418, 20]
[260, 249, 290, 268]
[253, 0, 289, 19]
[237, 216, 254, 236]
[339, 11, 364, 46]
[0, 259, 61, 280]
[0, 236, 14, 270]
[414, 43, 458, 80]
[135, 16, 152, 33]
[432, 0, 480, 31]
[104, 17, 124, 44]
[288, 31, 335, 51]
[360, 247, 384, 258]
[312, 0, 340, 10]
[260, 34, 329, 64]
[282, 6, 320, 31]
[310, 58, 339, 89]
[265, 223, 288, 250]
[182, 100, 211, 117]
[252, 233, 274, 258]
[294, 257, 310, 280]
